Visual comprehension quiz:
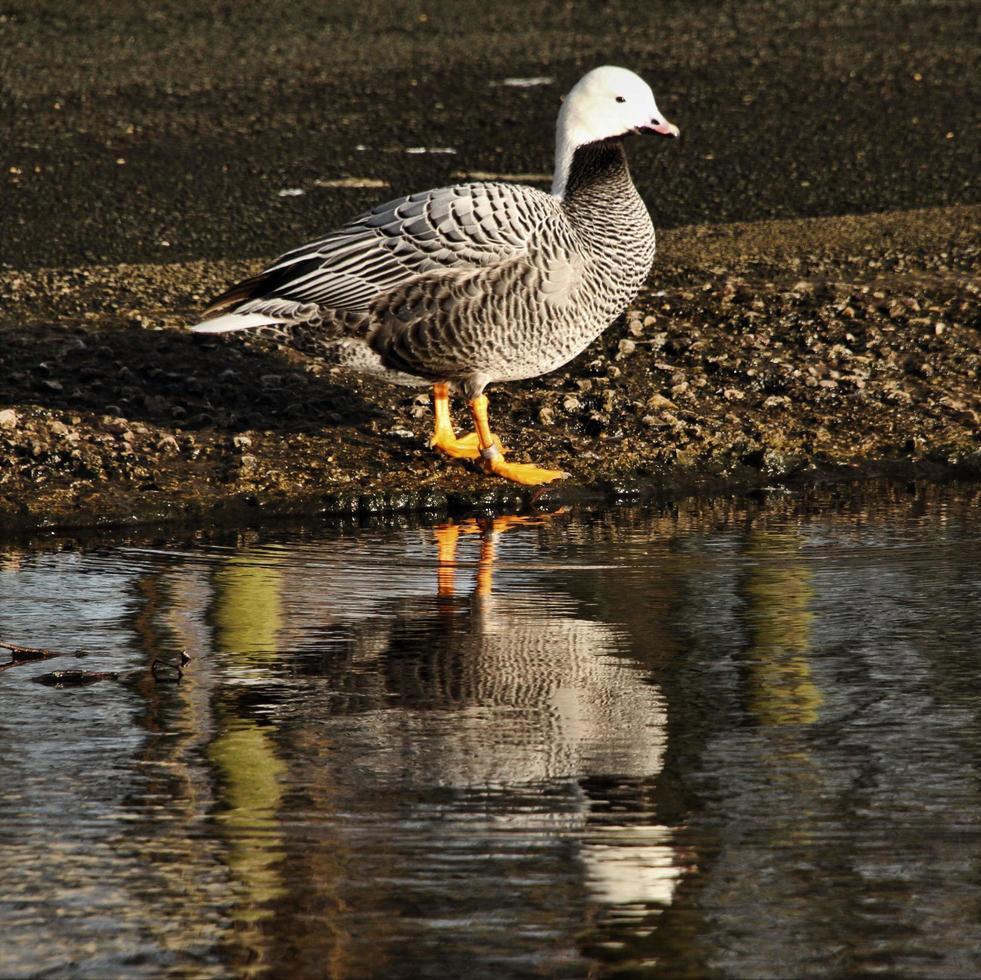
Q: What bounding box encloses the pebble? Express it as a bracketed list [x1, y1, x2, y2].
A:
[647, 393, 677, 410]
[156, 435, 180, 454]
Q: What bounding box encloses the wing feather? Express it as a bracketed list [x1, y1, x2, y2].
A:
[201, 182, 558, 322]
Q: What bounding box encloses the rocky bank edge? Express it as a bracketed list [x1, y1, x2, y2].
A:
[0, 204, 978, 531]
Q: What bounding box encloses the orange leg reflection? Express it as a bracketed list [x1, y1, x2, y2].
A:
[435, 522, 461, 597]
[433, 512, 565, 599]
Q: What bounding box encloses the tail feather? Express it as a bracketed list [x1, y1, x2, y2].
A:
[202, 271, 269, 317]
[193, 257, 331, 333]
[203, 257, 324, 317]
[190, 311, 283, 334]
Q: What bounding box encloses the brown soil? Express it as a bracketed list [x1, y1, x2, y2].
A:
[1, 204, 978, 531]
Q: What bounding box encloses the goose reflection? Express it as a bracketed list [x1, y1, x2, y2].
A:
[338, 515, 670, 786]
[317, 517, 684, 930]
[131, 517, 685, 975]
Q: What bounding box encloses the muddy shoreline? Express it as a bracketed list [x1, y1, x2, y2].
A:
[2, 0, 978, 533]
[1, 204, 977, 533]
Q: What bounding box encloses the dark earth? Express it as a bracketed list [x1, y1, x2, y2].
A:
[0, 0, 978, 530]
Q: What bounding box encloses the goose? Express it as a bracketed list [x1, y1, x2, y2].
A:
[191, 66, 680, 485]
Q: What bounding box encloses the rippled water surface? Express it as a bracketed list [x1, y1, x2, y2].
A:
[2, 483, 980, 978]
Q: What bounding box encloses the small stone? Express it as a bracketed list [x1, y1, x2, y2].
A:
[239, 454, 258, 470]
[232, 433, 253, 450]
[156, 435, 180, 454]
[538, 405, 555, 425]
[562, 395, 582, 413]
[647, 393, 677, 410]
[617, 339, 637, 359]
[763, 395, 791, 409]
[0, 409, 18, 428]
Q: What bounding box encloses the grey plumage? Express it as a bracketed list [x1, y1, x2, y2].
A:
[192, 70, 669, 402]
[368, 141, 653, 397]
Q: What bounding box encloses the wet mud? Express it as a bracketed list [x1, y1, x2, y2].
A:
[1, 205, 978, 531]
[0, 0, 978, 530]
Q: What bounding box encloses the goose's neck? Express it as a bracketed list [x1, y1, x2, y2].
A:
[551, 136, 633, 204]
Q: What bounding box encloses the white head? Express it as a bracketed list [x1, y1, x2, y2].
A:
[552, 66, 679, 198]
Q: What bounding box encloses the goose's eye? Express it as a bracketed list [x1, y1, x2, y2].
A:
[615, 96, 626, 103]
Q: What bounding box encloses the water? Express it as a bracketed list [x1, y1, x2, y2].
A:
[1, 482, 980, 979]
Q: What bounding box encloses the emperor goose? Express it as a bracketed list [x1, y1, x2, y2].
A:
[191, 66, 680, 485]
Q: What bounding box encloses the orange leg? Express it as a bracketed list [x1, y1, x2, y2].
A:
[469, 393, 569, 486]
[430, 383, 502, 460]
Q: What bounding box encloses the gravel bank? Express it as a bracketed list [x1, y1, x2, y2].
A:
[1, 204, 977, 530]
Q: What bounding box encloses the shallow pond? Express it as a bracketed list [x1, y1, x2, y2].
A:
[2, 482, 980, 978]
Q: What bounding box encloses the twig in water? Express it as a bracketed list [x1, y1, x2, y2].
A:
[2, 641, 190, 687]
[0, 640, 85, 674]
[32, 670, 119, 688]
